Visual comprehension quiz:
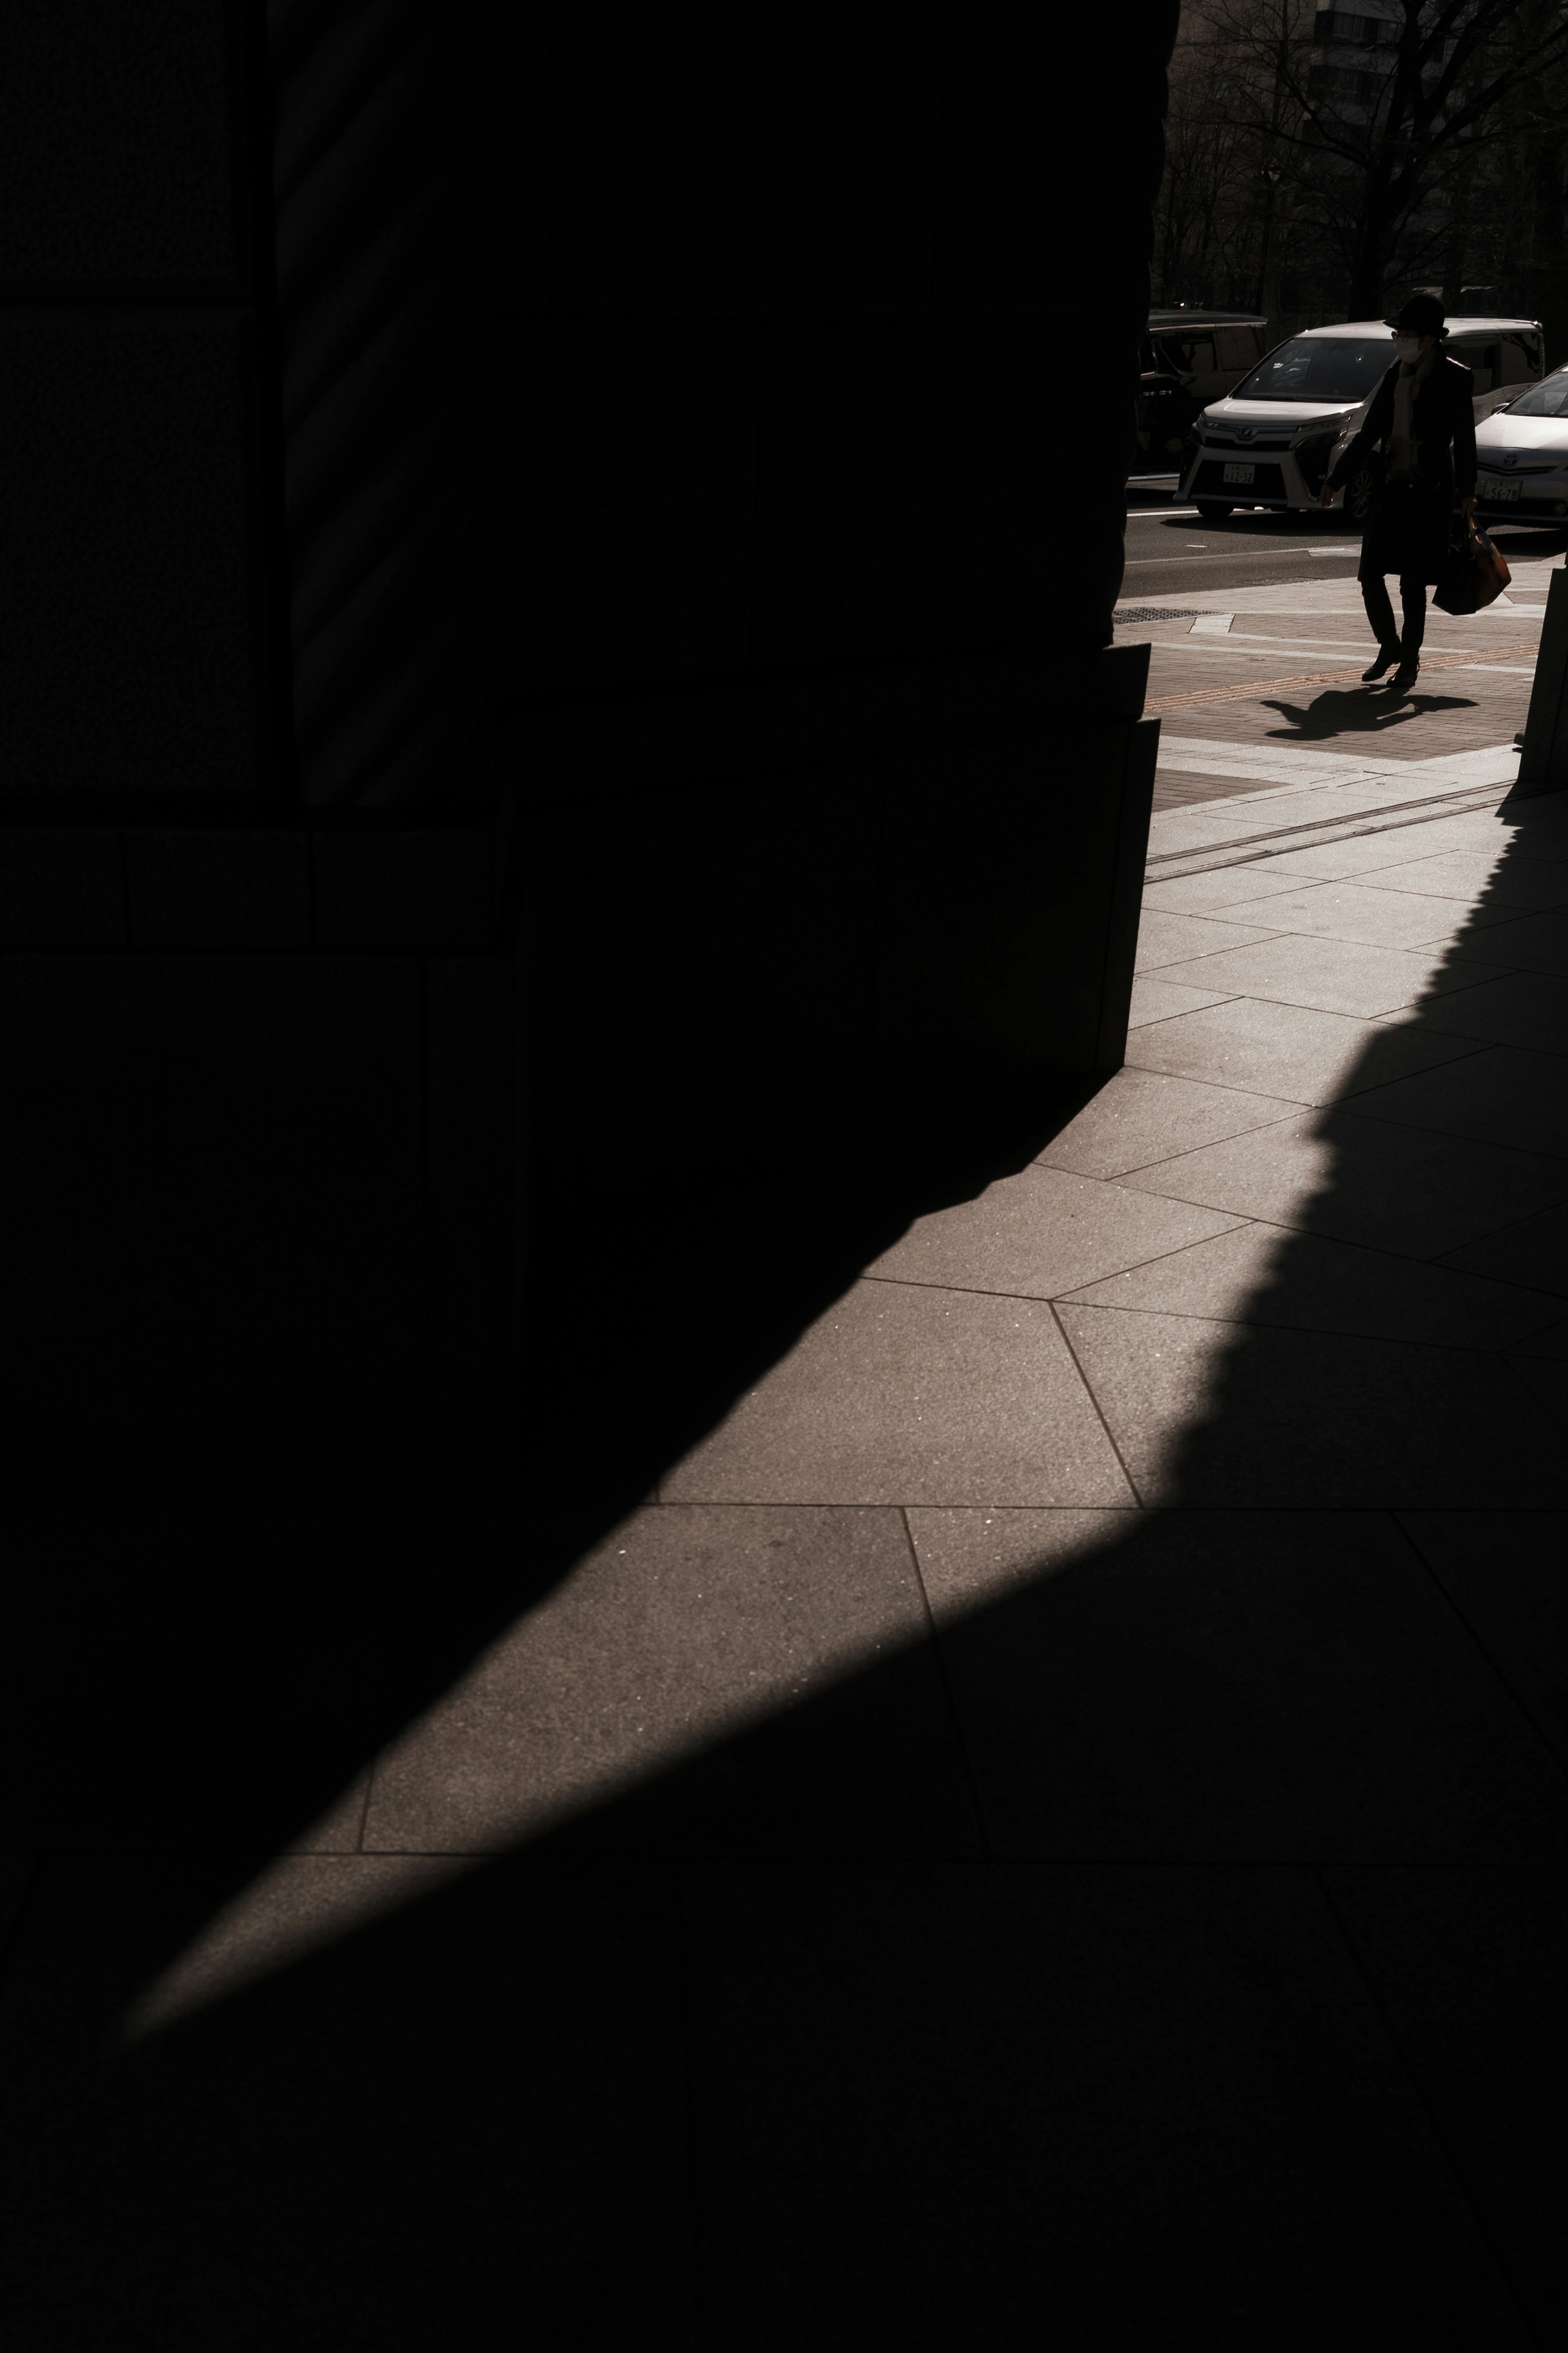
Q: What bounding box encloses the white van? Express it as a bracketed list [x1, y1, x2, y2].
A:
[1179, 316, 1544, 521]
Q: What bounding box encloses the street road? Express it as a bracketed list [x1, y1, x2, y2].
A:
[1122, 479, 1566, 600]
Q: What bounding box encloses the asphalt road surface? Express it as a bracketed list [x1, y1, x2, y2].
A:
[1122, 477, 1568, 601]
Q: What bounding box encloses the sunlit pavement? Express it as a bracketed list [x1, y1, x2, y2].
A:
[6, 701, 1568, 2337]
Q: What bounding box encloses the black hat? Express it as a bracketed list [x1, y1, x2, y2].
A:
[1386, 292, 1448, 338]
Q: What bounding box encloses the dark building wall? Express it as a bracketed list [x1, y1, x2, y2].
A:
[0, 3, 1177, 1495]
[0, 4, 280, 803]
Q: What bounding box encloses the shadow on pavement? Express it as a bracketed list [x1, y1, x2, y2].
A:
[1263, 686, 1478, 739]
[3, 801, 1568, 2344]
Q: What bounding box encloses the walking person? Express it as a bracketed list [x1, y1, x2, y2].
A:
[1319, 293, 1477, 694]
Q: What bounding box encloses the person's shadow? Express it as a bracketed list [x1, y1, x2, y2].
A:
[1263, 686, 1477, 740]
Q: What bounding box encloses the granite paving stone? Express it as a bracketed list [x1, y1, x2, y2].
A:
[908, 1507, 1568, 1860]
[1036, 1068, 1301, 1180]
[1259, 811, 1561, 879]
[1142, 865, 1329, 913]
[1397, 1511, 1568, 1770]
[1124, 994, 1482, 1106]
[363, 1505, 978, 1857]
[861, 1162, 1246, 1299]
[1376, 968, 1568, 1056]
[1126, 975, 1240, 1028]
[686, 1859, 1533, 2342]
[1322, 1866, 1568, 2344]
[1214, 878, 1494, 950]
[1143, 807, 1290, 858]
[1, 1849, 691, 2341]
[1439, 1203, 1568, 1294]
[1346, 1044, 1568, 1162]
[1060, 1220, 1565, 1352]
[662, 1279, 1136, 1506]
[1506, 1315, 1568, 1359]
[1364, 848, 1568, 910]
[1119, 1106, 1568, 1259]
[1150, 935, 1508, 1021]
[1052, 1303, 1568, 1509]
[1449, 904, 1568, 976]
[1133, 908, 1280, 971]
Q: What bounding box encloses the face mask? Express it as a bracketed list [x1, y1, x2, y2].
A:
[1395, 335, 1423, 363]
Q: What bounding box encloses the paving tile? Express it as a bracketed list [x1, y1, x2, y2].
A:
[1510, 1315, 1568, 1358]
[1323, 1866, 1568, 2345]
[124, 1853, 468, 2036]
[1143, 865, 1324, 913]
[281, 1769, 372, 1854]
[1453, 903, 1568, 975]
[1036, 1067, 1300, 1179]
[0, 1849, 688, 2343]
[1152, 935, 1506, 1021]
[1377, 968, 1568, 1055]
[1154, 791, 1385, 843]
[1365, 847, 1568, 910]
[862, 1162, 1244, 1298]
[1133, 908, 1279, 971]
[1125, 993, 1481, 1106]
[1152, 768, 1300, 813]
[1510, 1352, 1568, 1438]
[364, 1505, 978, 1856]
[1215, 878, 1487, 950]
[687, 1860, 1530, 2342]
[1258, 814, 1540, 879]
[909, 1508, 1568, 1861]
[1439, 1203, 1568, 1294]
[1060, 1220, 1564, 1350]
[1348, 1044, 1568, 1161]
[1121, 1105, 1568, 1258]
[1398, 1512, 1568, 1769]
[662, 1280, 1134, 1506]
[1054, 1303, 1568, 1508]
[1126, 974, 1239, 1027]
[1145, 806, 1279, 858]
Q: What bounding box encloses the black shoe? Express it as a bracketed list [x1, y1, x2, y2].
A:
[1390, 660, 1420, 693]
[1361, 643, 1401, 681]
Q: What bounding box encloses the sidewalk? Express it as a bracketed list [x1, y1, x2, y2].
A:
[4, 690, 1568, 2340]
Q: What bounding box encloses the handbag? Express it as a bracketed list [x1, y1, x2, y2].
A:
[1470, 520, 1511, 609]
[1433, 514, 1511, 615]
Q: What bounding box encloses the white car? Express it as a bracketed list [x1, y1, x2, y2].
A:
[1472, 364, 1568, 529]
[1180, 316, 1544, 522]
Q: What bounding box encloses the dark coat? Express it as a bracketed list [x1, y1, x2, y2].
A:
[1327, 351, 1478, 582]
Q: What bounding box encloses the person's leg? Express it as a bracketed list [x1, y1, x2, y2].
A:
[1361, 570, 1398, 647]
[1398, 573, 1428, 661]
[1359, 570, 1399, 675]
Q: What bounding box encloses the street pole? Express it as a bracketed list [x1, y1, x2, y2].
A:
[1512, 569, 1568, 798]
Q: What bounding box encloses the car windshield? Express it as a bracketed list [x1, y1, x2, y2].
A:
[1501, 371, 1568, 418]
[1231, 335, 1394, 402]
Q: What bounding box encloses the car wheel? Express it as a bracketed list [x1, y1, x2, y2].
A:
[1193, 501, 1234, 520]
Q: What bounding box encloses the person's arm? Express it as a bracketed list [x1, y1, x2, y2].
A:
[1322, 368, 1394, 503]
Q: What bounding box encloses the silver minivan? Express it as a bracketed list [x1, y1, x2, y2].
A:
[1180, 316, 1544, 521]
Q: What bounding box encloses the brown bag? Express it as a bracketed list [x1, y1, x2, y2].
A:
[1433, 516, 1511, 615]
[1470, 520, 1511, 609]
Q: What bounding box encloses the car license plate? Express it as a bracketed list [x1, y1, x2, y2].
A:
[1485, 477, 1521, 501]
[1222, 462, 1255, 484]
